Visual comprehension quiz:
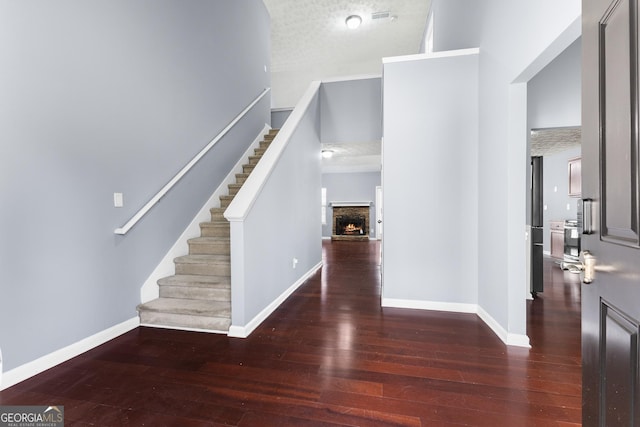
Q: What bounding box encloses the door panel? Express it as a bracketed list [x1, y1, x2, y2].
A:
[600, 0, 640, 246]
[601, 300, 640, 426]
[583, 0, 640, 425]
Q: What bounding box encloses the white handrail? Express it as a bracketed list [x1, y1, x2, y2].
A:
[115, 87, 270, 235]
[224, 81, 321, 222]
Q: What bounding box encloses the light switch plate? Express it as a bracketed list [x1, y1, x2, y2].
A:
[114, 192, 124, 208]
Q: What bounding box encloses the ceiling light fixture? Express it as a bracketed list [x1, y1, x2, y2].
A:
[322, 149, 334, 159]
[345, 15, 362, 29]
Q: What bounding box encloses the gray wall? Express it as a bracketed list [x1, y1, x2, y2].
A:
[404, 0, 580, 341]
[429, 0, 482, 52]
[382, 52, 479, 306]
[472, 1, 580, 337]
[229, 86, 322, 327]
[271, 109, 293, 130]
[320, 77, 382, 143]
[528, 38, 582, 129]
[319, 78, 382, 238]
[322, 172, 381, 238]
[0, 0, 270, 371]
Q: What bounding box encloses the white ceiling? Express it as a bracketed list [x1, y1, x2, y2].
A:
[263, 0, 431, 74]
[262, 0, 431, 173]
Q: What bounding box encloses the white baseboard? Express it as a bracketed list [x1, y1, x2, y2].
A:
[0, 317, 139, 391]
[382, 298, 531, 348]
[140, 124, 271, 303]
[139, 323, 227, 335]
[477, 306, 531, 348]
[381, 298, 477, 314]
[228, 261, 323, 338]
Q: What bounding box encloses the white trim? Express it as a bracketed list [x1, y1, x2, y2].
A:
[381, 298, 477, 314]
[115, 88, 270, 235]
[329, 201, 372, 207]
[139, 324, 228, 334]
[383, 48, 480, 64]
[477, 306, 531, 348]
[0, 317, 139, 391]
[225, 81, 322, 222]
[228, 262, 323, 338]
[140, 124, 271, 303]
[506, 333, 533, 348]
[322, 164, 382, 174]
[381, 299, 532, 348]
[321, 74, 382, 83]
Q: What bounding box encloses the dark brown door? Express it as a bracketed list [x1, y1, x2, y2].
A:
[583, 0, 640, 425]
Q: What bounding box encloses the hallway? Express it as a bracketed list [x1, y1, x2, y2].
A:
[0, 241, 581, 426]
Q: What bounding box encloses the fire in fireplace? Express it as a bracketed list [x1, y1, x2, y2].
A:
[335, 215, 366, 235]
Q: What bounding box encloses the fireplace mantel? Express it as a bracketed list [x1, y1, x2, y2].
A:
[329, 201, 372, 207]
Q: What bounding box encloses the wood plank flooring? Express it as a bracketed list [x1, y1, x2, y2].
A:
[0, 241, 581, 426]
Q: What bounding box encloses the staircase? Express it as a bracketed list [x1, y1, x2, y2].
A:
[137, 129, 278, 332]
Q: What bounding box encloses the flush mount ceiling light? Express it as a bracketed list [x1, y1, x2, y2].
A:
[322, 149, 334, 159]
[345, 15, 362, 29]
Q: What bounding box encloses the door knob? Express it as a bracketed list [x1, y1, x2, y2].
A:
[575, 250, 596, 284]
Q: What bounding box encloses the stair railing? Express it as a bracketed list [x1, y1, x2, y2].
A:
[114, 87, 270, 235]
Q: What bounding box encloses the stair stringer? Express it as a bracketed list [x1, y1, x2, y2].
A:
[140, 124, 271, 304]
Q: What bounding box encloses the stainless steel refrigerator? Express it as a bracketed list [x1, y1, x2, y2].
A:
[530, 156, 543, 296]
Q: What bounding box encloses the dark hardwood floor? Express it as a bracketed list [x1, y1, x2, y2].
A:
[0, 241, 581, 426]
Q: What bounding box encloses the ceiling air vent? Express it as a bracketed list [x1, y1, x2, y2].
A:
[371, 11, 391, 20]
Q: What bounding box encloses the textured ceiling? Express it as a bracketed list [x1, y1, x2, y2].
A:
[263, 0, 431, 74]
[262, 0, 430, 173]
[531, 127, 581, 157]
[321, 141, 382, 173]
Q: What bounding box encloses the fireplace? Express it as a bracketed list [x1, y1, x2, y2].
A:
[331, 204, 370, 241]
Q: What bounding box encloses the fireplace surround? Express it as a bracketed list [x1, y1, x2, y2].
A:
[331, 203, 370, 241]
